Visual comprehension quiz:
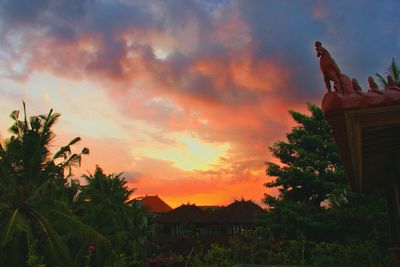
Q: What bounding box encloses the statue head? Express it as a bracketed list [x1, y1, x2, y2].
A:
[315, 41, 323, 57]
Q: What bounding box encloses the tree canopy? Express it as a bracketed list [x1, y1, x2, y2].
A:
[0, 104, 146, 266]
[264, 104, 389, 246]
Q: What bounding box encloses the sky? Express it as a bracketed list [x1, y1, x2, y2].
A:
[0, 0, 399, 208]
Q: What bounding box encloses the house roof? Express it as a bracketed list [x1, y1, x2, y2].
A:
[153, 199, 264, 225]
[152, 204, 206, 224]
[201, 199, 264, 224]
[138, 195, 172, 214]
[198, 205, 222, 211]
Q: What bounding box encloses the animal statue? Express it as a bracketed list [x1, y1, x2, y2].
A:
[368, 76, 380, 91]
[351, 78, 363, 92]
[315, 41, 342, 93]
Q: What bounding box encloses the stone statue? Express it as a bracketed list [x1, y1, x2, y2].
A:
[368, 76, 380, 91]
[315, 41, 342, 93]
[352, 79, 363, 92]
[340, 74, 354, 94]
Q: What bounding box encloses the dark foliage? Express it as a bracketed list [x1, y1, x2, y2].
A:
[263, 103, 391, 264]
[0, 104, 146, 266]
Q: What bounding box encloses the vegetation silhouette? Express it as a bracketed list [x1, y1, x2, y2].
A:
[0, 102, 393, 266]
[0, 103, 103, 266]
[0, 103, 146, 266]
[263, 103, 391, 266]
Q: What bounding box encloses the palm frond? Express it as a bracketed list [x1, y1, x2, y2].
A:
[29, 209, 77, 267]
[375, 72, 388, 88]
[81, 147, 89, 155]
[14, 212, 33, 246]
[52, 146, 72, 161]
[391, 58, 400, 82]
[50, 209, 106, 243]
[22, 101, 28, 130]
[40, 109, 60, 148]
[64, 154, 81, 168]
[9, 120, 25, 137]
[67, 137, 81, 146]
[29, 116, 41, 132]
[9, 110, 19, 121]
[42, 109, 61, 132]
[0, 208, 20, 247]
[27, 180, 51, 202]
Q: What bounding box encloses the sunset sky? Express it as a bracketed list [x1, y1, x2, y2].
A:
[0, 0, 399, 207]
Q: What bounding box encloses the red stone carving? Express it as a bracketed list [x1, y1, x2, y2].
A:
[352, 79, 363, 93]
[340, 74, 355, 94]
[318, 43, 400, 265]
[368, 76, 381, 93]
[315, 41, 342, 93]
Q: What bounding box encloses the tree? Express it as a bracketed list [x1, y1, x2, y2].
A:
[0, 103, 104, 267]
[264, 104, 388, 244]
[75, 166, 146, 265]
[375, 58, 400, 88]
[264, 103, 345, 240]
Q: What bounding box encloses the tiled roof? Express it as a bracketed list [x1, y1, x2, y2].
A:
[202, 199, 264, 224]
[139, 195, 172, 213]
[152, 204, 206, 224]
[153, 199, 264, 224]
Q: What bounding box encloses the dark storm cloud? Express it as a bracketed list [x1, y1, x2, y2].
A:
[0, 0, 88, 31]
[0, 0, 49, 26]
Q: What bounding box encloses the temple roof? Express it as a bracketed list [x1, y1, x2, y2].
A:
[137, 195, 172, 214]
[201, 200, 264, 224]
[153, 200, 264, 224]
[322, 89, 400, 114]
[152, 204, 206, 224]
[322, 89, 400, 192]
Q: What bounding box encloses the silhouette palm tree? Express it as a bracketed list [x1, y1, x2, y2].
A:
[76, 166, 146, 264]
[0, 103, 104, 267]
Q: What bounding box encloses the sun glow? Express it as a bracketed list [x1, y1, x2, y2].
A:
[154, 48, 170, 60]
[137, 133, 230, 171]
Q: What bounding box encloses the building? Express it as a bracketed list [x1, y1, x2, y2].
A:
[134, 195, 172, 224]
[152, 199, 265, 238]
[199, 199, 264, 236]
[152, 204, 206, 238]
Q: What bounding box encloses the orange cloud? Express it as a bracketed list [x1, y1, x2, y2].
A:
[230, 53, 290, 92]
[0, 0, 333, 208]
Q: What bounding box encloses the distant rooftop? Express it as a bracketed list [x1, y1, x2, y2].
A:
[153, 199, 264, 224]
[203, 199, 264, 224]
[152, 204, 206, 224]
[136, 195, 172, 214]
